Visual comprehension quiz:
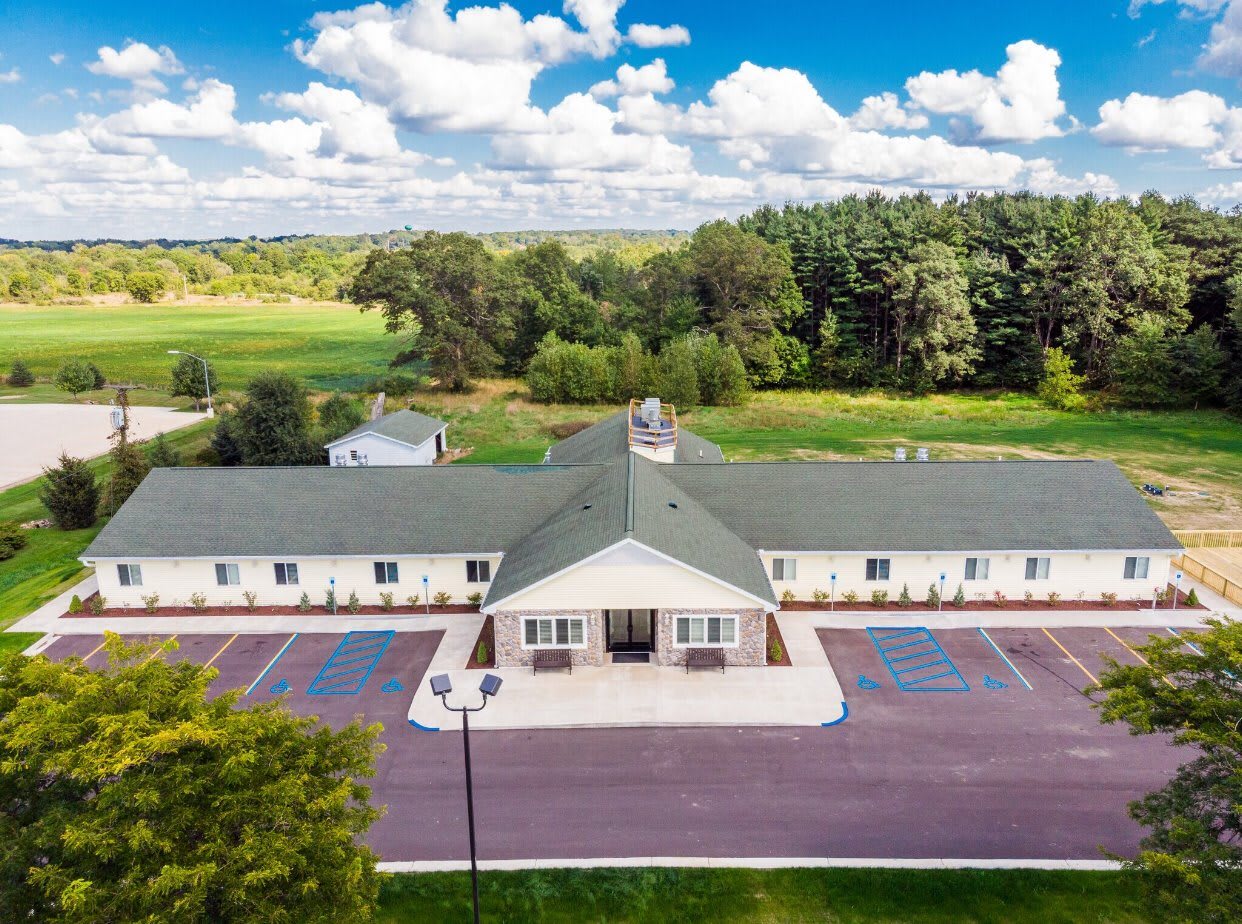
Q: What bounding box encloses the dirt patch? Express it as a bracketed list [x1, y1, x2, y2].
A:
[766, 612, 791, 666]
[466, 614, 495, 669]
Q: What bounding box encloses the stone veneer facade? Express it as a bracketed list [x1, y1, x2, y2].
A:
[493, 609, 605, 667]
[655, 608, 766, 667]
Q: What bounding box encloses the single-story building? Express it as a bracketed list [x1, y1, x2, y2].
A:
[83, 399, 1181, 668]
[325, 408, 446, 466]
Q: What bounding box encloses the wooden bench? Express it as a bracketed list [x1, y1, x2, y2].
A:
[532, 648, 572, 675]
[685, 647, 726, 673]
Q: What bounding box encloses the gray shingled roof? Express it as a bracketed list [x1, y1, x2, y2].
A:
[326, 408, 445, 449]
[545, 411, 724, 465]
[662, 460, 1181, 552]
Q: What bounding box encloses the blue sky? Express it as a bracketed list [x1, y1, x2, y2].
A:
[1, 0, 1240, 239]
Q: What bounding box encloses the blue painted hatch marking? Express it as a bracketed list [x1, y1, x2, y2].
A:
[866, 627, 969, 692]
[307, 631, 394, 695]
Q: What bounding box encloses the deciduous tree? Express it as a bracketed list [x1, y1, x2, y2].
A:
[169, 354, 218, 412]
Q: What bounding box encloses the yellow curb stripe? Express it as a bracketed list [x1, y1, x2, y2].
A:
[1041, 627, 1099, 686]
[203, 633, 239, 670]
[1104, 627, 1175, 687]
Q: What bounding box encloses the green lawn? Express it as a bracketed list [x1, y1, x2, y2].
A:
[376, 868, 1155, 923]
[0, 419, 217, 629]
[0, 301, 392, 393]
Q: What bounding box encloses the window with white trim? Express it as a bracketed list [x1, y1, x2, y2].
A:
[674, 615, 738, 647]
[523, 617, 585, 648]
[1025, 557, 1051, 580]
[771, 558, 797, 581]
[1123, 556, 1150, 580]
[865, 558, 891, 581]
[373, 561, 399, 584]
[215, 563, 240, 586]
[964, 557, 990, 581]
[117, 563, 142, 587]
[274, 562, 299, 585]
[466, 560, 491, 583]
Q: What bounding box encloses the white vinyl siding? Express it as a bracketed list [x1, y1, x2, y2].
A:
[215, 563, 240, 586]
[117, 563, 142, 587]
[1123, 556, 1150, 580]
[522, 617, 585, 648]
[865, 558, 891, 581]
[274, 562, 299, 585]
[373, 561, 399, 584]
[771, 558, 797, 581]
[466, 560, 491, 583]
[674, 615, 738, 647]
[1025, 557, 1051, 580]
[964, 557, 990, 581]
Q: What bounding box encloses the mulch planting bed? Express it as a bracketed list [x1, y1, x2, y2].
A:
[466, 614, 495, 670]
[66, 592, 479, 619]
[766, 612, 792, 666]
[779, 583, 1203, 612]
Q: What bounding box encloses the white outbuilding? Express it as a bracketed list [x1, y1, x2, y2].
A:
[325, 409, 447, 467]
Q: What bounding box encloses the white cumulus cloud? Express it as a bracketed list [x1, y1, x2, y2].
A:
[86, 42, 183, 94]
[1093, 89, 1229, 149]
[590, 59, 674, 98]
[850, 92, 929, 130]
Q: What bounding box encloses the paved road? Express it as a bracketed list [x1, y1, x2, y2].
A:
[43, 624, 1186, 862]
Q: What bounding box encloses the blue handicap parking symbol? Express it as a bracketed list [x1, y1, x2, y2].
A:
[857, 674, 881, 690]
[982, 674, 1009, 690]
[269, 678, 290, 694]
[381, 678, 404, 693]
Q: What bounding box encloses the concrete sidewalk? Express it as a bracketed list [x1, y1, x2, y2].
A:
[407, 612, 845, 731]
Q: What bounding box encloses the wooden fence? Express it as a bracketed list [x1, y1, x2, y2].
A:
[1172, 548, 1242, 607]
[1172, 529, 1242, 549]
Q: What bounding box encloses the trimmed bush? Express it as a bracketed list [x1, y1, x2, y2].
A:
[89, 595, 106, 615]
[325, 588, 337, 612]
[993, 591, 1008, 608]
[243, 591, 258, 612]
[379, 592, 395, 611]
[841, 590, 859, 606]
[1101, 591, 1118, 607]
[1185, 588, 1200, 607]
[347, 591, 361, 614]
[897, 583, 912, 607]
[297, 591, 312, 612]
[870, 589, 888, 607]
[476, 641, 489, 665]
[189, 592, 207, 612]
[1023, 590, 1035, 604]
[925, 583, 940, 609]
[433, 591, 451, 606]
[768, 637, 784, 663]
[812, 588, 829, 603]
[1046, 591, 1061, 607]
[0, 522, 28, 561]
[141, 593, 160, 614]
[68, 594, 83, 614]
[406, 594, 420, 607]
[466, 591, 483, 607]
[780, 588, 796, 604]
[952, 584, 966, 607]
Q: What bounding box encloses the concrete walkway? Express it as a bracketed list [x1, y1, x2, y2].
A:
[377, 856, 1121, 873]
[407, 611, 846, 731]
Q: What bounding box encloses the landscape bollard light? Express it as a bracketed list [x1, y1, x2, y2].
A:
[167, 349, 214, 418]
[430, 672, 502, 924]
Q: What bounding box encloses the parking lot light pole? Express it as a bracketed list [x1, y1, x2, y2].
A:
[430, 672, 503, 924]
[167, 349, 213, 418]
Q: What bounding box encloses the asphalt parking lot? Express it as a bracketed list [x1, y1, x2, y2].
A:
[40, 623, 1188, 862]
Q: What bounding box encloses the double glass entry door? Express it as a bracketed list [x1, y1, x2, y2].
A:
[605, 609, 654, 652]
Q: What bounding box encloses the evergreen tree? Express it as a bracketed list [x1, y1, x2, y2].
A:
[87, 363, 105, 390]
[7, 359, 34, 387]
[236, 372, 316, 466]
[317, 392, 365, 444]
[889, 241, 980, 388]
[1112, 314, 1176, 407]
[146, 432, 181, 468]
[39, 453, 98, 529]
[1172, 324, 1225, 408]
[100, 437, 150, 516]
[209, 412, 244, 466]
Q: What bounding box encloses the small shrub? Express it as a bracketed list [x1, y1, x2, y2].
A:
[189, 592, 207, 612]
[7, 359, 34, 387]
[347, 590, 361, 614]
[140, 592, 160, 614]
[1023, 590, 1034, 604]
[780, 588, 796, 604]
[1154, 586, 1170, 605]
[842, 590, 860, 606]
[992, 590, 1007, 608]
[0, 522, 28, 561]
[897, 583, 912, 607]
[1185, 588, 1200, 607]
[1046, 591, 1061, 608]
[768, 637, 784, 663]
[466, 591, 484, 607]
[243, 590, 258, 612]
[406, 594, 420, 607]
[870, 589, 888, 607]
[476, 641, 489, 664]
[68, 594, 83, 614]
[925, 583, 940, 608]
[433, 591, 452, 606]
[1100, 591, 1118, 607]
[325, 588, 337, 611]
[812, 588, 829, 603]
[297, 591, 312, 612]
[952, 584, 966, 607]
[89, 595, 106, 615]
[379, 592, 395, 611]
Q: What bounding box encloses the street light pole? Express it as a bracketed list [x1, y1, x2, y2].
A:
[167, 349, 213, 418]
[428, 673, 503, 924]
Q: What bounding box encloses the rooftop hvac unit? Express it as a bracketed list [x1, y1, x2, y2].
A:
[916, 447, 929, 462]
[640, 397, 662, 424]
[894, 447, 907, 462]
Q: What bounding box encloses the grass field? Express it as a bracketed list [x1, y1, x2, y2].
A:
[375, 868, 1155, 923]
[0, 302, 392, 393]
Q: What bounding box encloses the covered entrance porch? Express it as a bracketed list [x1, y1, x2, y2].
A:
[605, 608, 655, 661]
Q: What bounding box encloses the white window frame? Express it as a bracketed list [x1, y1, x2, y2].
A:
[374, 561, 399, 584]
[1025, 557, 1051, 580]
[117, 563, 142, 587]
[771, 558, 797, 581]
[466, 559, 491, 583]
[1123, 556, 1150, 580]
[964, 557, 990, 581]
[673, 614, 739, 648]
[865, 558, 891, 581]
[274, 562, 299, 586]
[521, 616, 587, 649]
[215, 563, 240, 586]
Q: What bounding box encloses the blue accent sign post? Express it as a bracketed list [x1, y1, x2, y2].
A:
[938, 572, 946, 612]
[422, 575, 430, 614]
[830, 572, 837, 611]
[329, 576, 336, 615]
[1173, 571, 1183, 610]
